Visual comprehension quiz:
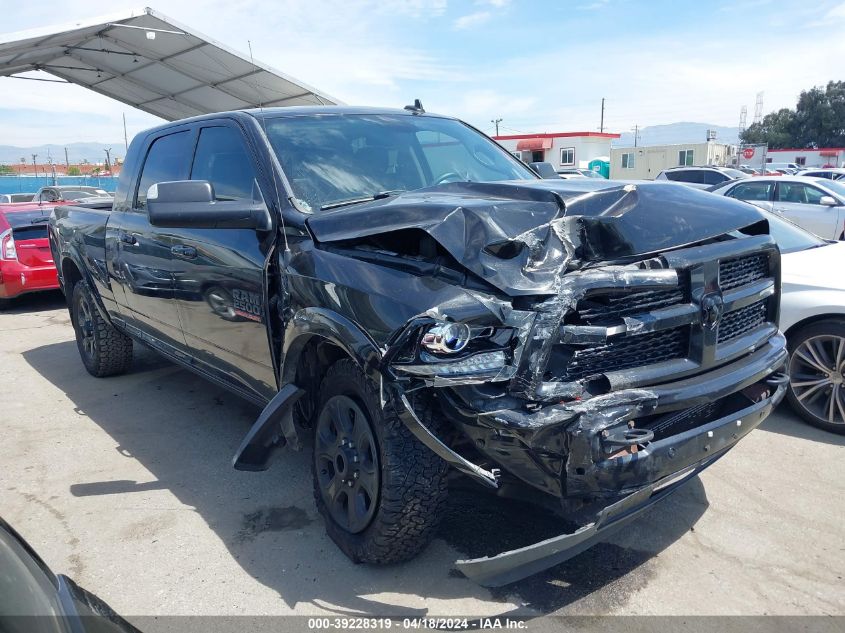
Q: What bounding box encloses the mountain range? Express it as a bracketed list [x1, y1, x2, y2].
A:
[0, 142, 126, 165]
[612, 122, 740, 148]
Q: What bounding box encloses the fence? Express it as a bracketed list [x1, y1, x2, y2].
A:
[0, 175, 118, 196]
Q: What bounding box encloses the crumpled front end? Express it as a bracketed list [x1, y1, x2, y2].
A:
[307, 180, 788, 584]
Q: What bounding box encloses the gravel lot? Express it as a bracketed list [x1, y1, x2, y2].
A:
[2, 291, 844, 620]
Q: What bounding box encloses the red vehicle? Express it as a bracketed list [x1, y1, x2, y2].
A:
[0, 202, 59, 307]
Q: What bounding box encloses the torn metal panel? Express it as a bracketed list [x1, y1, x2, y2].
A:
[306, 180, 769, 296]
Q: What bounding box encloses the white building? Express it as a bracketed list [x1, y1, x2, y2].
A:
[610, 141, 736, 180]
[493, 132, 620, 169]
[765, 147, 845, 168]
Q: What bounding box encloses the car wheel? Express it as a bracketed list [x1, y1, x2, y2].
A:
[312, 359, 449, 564]
[203, 286, 239, 321]
[786, 319, 845, 434]
[71, 280, 134, 377]
[0, 297, 11, 311]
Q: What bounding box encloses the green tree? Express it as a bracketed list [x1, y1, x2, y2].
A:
[67, 166, 81, 176]
[792, 81, 845, 148]
[740, 108, 796, 148]
[0, 164, 13, 174]
[740, 80, 845, 149]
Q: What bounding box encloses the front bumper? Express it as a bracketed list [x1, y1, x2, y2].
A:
[0, 260, 59, 299]
[456, 375, 786, 587]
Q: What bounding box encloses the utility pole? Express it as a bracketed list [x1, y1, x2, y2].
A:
[104, 148, 112, 173]
[490, 118, 502, 136]
[31, 154, 38, 178]
[123, 113, 129, 151]
[64, 147, 70, 172]
[631, 125, 640, 147]
[600, 98, 605, 133]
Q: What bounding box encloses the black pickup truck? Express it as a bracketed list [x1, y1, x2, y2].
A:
[50, 105, 788, 586]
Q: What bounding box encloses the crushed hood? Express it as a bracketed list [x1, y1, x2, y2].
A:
[306, 180, 768, 296]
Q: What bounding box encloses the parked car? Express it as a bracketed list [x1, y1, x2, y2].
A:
[557, 168, 604, 179]
[655, 165, 749, 186]
[0, 202, 59, 308]
[0, 193, 36, 203]
[797, 168, 845, 181]
[50, 106, 787, 586]
[0, 515, 138, 632]
[707, 176, 845, 240]
[765, 213, 845, 434]
[33, 186, 113, 204]
[767, 162, 802, 174]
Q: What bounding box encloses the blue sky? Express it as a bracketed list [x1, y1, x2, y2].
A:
[2, 0, 844, 151]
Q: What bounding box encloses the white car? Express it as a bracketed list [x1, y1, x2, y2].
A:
[708, 176, 845, 241]
[767, 212, 845, 433]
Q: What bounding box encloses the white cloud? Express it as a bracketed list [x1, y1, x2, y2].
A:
[453, 11, 492, 30]
[825, 1, 845, 18]
[578, 0, 609, 10]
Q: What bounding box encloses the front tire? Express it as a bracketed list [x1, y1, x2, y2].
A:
[312, 359, 449, 564]
[786, 319, 845, 434]
[71, 280, 134, 377]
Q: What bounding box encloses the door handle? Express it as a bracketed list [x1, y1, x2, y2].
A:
[119, 232, 138, 245]
[171, 245, 197, 259]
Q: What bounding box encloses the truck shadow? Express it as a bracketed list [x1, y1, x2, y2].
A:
[759, 403, 845, 447]
[24, 340, 709, 617]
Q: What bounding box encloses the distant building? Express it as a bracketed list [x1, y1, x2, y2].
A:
[610, 141, 736, 180]
[493, 132, 620, 169]
[764, 148, 844, 168]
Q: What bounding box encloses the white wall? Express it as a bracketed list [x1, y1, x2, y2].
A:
[610, 142, 734, 179]
[495, 135, 614, 168]
[766, 149, 844, 168]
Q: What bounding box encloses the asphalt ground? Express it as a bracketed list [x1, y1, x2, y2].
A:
[1, 291, 843, 624]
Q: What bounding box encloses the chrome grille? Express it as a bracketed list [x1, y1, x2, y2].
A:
[719, 253, 769, 290]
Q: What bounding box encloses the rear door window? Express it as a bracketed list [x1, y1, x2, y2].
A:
[135, 130, 192, 209]
[726, 181, 773, 202]
[702, 170, 727, 185]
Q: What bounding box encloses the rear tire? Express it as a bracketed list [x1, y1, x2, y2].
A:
[786, 319, 845, 434]
[71, 280, 133, 377]
[312, 359, 449, 564]
[0, 298, 11, 311]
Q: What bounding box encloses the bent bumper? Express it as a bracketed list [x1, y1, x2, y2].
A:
[455, 379, 786, 586]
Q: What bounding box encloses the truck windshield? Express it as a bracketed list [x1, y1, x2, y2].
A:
[262, 113, 536, 211]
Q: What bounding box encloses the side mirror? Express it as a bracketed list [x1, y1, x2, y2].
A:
[819, 195, 838, 207]
[528, 162, 559, 179]
[147, 180, 272, 231]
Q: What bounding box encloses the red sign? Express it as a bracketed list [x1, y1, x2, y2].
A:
[743, 147, 755, 159]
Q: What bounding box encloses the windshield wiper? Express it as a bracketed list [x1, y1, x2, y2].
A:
[320, 190, 405, 211]
[30, 217, 50, 224]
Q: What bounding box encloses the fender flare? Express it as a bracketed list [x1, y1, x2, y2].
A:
[59, 247, 114, 326]
[280, 307, 384, 386]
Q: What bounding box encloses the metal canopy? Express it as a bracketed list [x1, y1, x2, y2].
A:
[0, 7, 340, 121]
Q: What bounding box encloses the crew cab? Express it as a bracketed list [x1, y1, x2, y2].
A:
[0, 202, 59, 307]
[50, 106, 788, 586]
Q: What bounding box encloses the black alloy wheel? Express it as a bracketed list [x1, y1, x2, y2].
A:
[314, 395, 380, 534]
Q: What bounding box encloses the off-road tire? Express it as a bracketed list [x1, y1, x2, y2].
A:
[71, 280, 133, 377]
[786, 319, 845, 435]
[312, 359, 449, 564]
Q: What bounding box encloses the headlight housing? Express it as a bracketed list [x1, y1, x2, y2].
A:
[391, 320, 515, 382]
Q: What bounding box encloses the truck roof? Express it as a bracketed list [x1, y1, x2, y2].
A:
[137, 106, 456, 137]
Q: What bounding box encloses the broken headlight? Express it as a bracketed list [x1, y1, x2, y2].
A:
[391, 321, 515, 381]
[421, 322, 471, 354]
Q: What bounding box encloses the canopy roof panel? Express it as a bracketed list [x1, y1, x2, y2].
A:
[0, 7, 341, 121]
